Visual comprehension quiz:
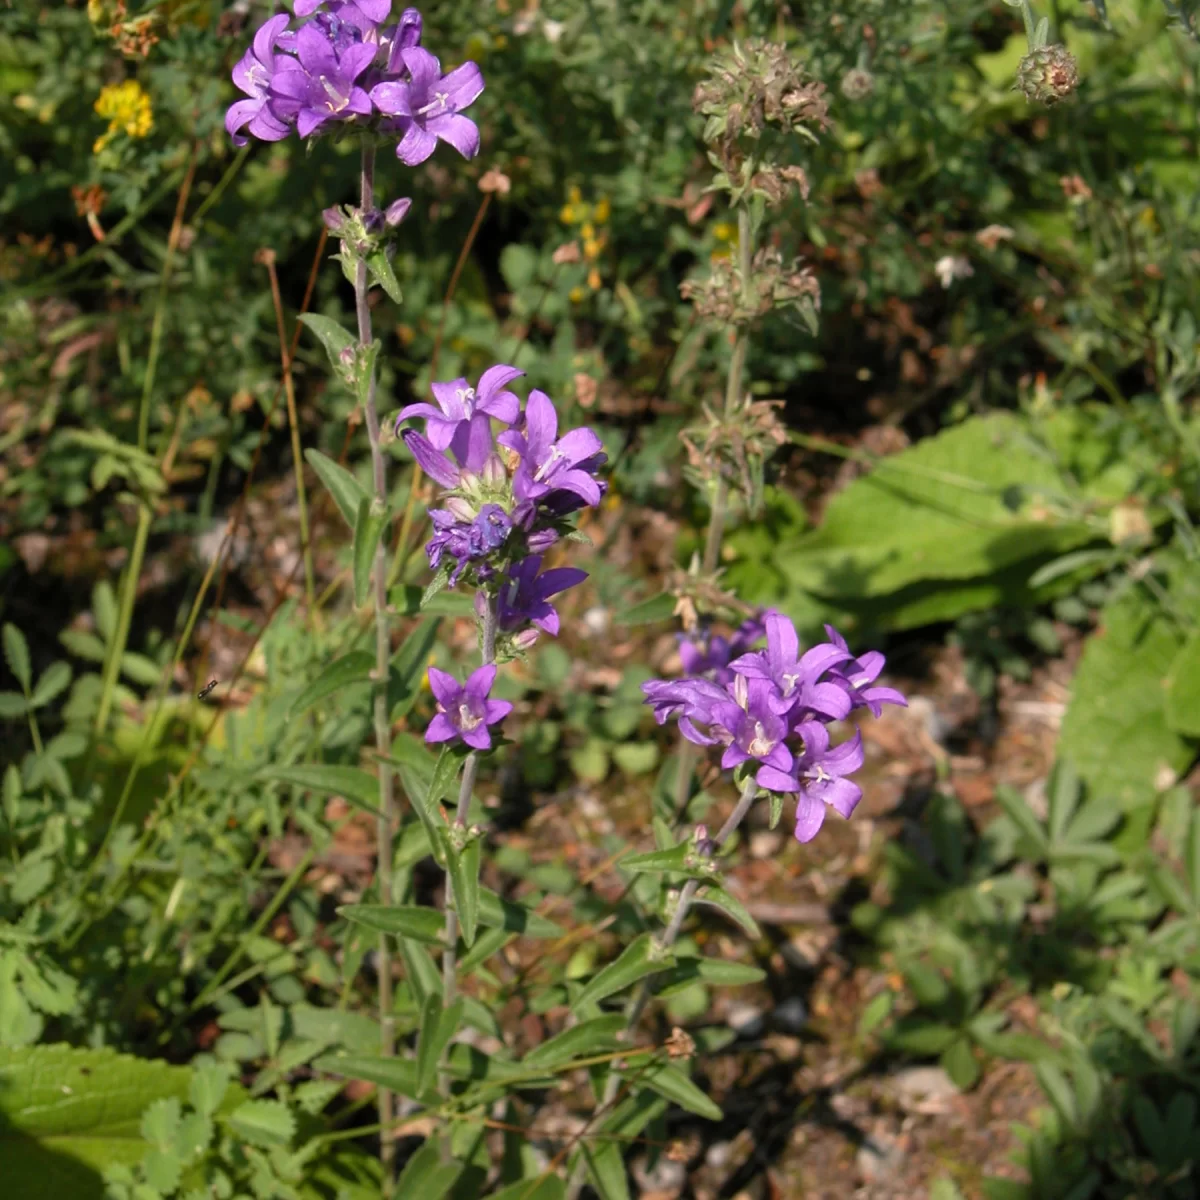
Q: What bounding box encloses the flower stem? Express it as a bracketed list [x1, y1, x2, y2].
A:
[356, 141, 398, 1197]
[566, 776, 759, 1199]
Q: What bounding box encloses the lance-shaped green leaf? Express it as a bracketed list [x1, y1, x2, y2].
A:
[290, 650, 374, 717]
[615, 592, 676, 626]
[397, 937, 442, 1005]
[304, 448, 369, 530]
[488, 1177, 564, 1200]
[444, 835, 481, 949]
[415, 993, 463, 1095]
[353, 497, 390, 608]
[618, 1059, 722, 1120]
[580, 1140, 629, 1200]
[523, 1015, 627, 1069]
[689, 885, 761, 939]
[421, 563, 453, 609]
[572, 934, 673, 1013]
[258, 764, 380, 815]
[3, 624, 31, 694]
[313, 1052, 421, 1099]
[339, 904, 444, 945]
[657, 957, 766, 992]
[394, 1143, 461, 1200]
[620, 841, 721, 881]
[367, 251, 403, 305]
[477, 889, 564, 938]
[298, 313, 355, 374]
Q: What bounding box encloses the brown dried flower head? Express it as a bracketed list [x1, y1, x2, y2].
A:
[839, 67, 875, 102]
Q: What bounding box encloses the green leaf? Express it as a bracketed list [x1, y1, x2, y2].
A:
[389, 617, 441, 720]
[421, 563, 453, 609]
[940, 1037, 981, 1090]
[313, 1052, 420, 1099]
[352, 497, 389, 609]
[394, 1143, 461, 1200]
[524, 1016, 627, 1069]
[0, 691, 28, 718]
[621, 1059, 722, 1120]
[620, 842, 720, 881]
[615, 593, 676, 626]
[3, 624, 31, 693]
[477, 889, 564, 938]
[290, 650, 374, 717]
[59, 630, 106, 662]
[689, 885, 761, 939]
[227, 1099, 295, 1147]
[298, 313, 356, 374]
[1059, 551, 1199, 806]
[572, 934, 671, 1013]
[994, 786, 1049, 855]
[30, 662, 72, 709]
[580, 1139, 630, 1200]
[487, 1176, 565, 1200]
[367, 252, 403, 305]
[1166, 627, 1200, 737]
[447, 837, 481, 949]
[888, 1020, 959, 1055]
[0, 1045, 202, 1195]
[397, 938, 442, 1006]
[415, 994, 462, 1096]
[339, 904, 444, 945]
[1034, 1061, 1079, 1132]
[258, 765, 381, 815]
[303, 448, 369, 530]
[188, 1061, 230, 1118]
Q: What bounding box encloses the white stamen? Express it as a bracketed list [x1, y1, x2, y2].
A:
[533, 445, 566, 483]
[456, 385, 476, 417]
[458, 702, 482, 731]
[319, 75, 349, 113]
[747, 721, 774, 757]
[416, 89, 451, 117]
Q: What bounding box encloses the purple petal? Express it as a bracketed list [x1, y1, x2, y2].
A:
[477, 364, 523, 405]
[824, 777, 863, 820]
[396, 122, 438, 165]
[430, 379, 470, 421]
[426, 667, 461, 709]
[866, 685, 908, 710]
[462, 723, 492, 750]
[400, 45, 440, 93]
[225, 97, 264, 140]
[532, 567, 588, 600]
[805, 682, 853, 721]
[550, 468, 602, 506]
[339, 42, 379, 82]
[354, 0, 393, 22]
[765, 612, 798, 675]
[679, 717, 718, 746]
[728, 652, 770, 680]
[793, 792, 826, 841]
[396, 401, 447, 425]
[268, 67, 311, 103]
[293, 0, 323, 14]
[823, 731, 865, 775]
[793, 720, 830, 757]
[450, 413, 495, 472]
[248, 105, 291, 141]
[764, 744, 793, 772]
[441, 60, 485, 110]
[555, 427, 603, 464]
[432, 112, 480, 159]
[425, 417, 459, 452]
[531, 606, 560, 636]
[425, 713, 457, 743]
[296, 23, 338, 76]
[296, 108, 326, 139]
[484, 699, 513, 725]
[344, 87, 373, 117]
[758, 765, 801, 793]
[465, 664, 498, 699]
[721, 744, 749, 770]
[852, 650, 886, 684]
[524, 390, 558, 455]
[798, 642, 852, 679]
[370, 81, 413, 117]
[402, 430, 459, 487]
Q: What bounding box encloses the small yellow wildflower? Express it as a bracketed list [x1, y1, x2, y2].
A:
[93, 79, 153, 153]
[580, 221, 595, 242]
[587, 267, 601, 291]
[593, 196, 610, 224]
[582, 236, 602, 261]
[569, 285, 586, 303]
[712, 221, 737, 245]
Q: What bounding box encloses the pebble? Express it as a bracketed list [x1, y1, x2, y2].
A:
[726, 1001, 765, 1037]
[891, 1065, 959, 1105]
[773, 996, 808, 1032]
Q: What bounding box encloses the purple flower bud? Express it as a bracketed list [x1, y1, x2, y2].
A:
[513, 628, 540, 651]
[322, 207, 346, 233]
[362, 207, 385, 234]
[443, 497, 476, 523]
[482, 452, 506, 485]
[385, 197, 413, 226]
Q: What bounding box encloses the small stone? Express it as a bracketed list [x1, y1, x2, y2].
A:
[891, 1065, 959, 1106]
[749, 831, 782, 858]
[773, 996, 807, 1032]
[581, 606, 610, 636]
[726, 1001, 764, 1038]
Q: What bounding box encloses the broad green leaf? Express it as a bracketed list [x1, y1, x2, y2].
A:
[1034, 1061, 1079, 1132]
[0, 691, 28, 718]
[394, 1143, 461, 1200]
[477, 889, 564, 938]
[887, 1020, 958, 1055]
[940, 1037, 981, 1090]
[487, 1177, 565, 1200]
[290, 650, 374, 717]
[259, 764, 380, 814]
[415, 994, 462, 1095]
[227, 1099, 295, 1147]
[615, 593, 676, 626]
[572, 934, 671, 1013]
[0, 1045, 202, 1196]
[1059, 551, 1199, 807]
[339, 904, 444, 944]
[689, 885, 761, 939]
[524, 1015, 627, 1068]
[620, 1059, 722, 1120]
[352, 497, 389, 609]
[30, 662, 72, 709]
[303, 447, 369, 530]
[1166, 627, 1200, 737]
[3, 624, 31, 693]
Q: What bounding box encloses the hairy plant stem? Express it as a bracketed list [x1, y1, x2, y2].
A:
[566, 776, 759, 1199]
[356, 142, 398, 1197]
[674, 204, 756, 819]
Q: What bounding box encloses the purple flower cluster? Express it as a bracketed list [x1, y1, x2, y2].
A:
[225, 3, 483, 165]
[677, 614, 767, 685]
[398, 366, 606, 646]
[644, 612, 905, 843]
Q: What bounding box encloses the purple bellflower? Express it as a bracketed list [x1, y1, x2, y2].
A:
[678, 613, 766, 684]
[225, 13, 291, 145]
[710, 676, 799, 793]
[500, 390, 606, 509]
[269, 22, 375, 139]
[824, 625, 909, 718]
[496, 555, 589, 637]
[370, 46, 484, 164]
[396, 364, 523, 460]
[425, 664, 512, 751]
[792, 722, 866, 843]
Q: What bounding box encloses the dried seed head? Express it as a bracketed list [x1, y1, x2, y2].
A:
[665, 1026, 697, 1059]
[839, 67, 875, 102]
[1016, 44, 1079, 105]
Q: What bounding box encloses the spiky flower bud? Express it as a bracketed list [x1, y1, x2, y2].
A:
[1015, 44, 1079, 105]
[839, 68, 875, 102]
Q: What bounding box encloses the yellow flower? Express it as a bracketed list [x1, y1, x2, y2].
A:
[568, 184, 582, 205]
[93, 80, 153, 153]
[587, 267, 601, 291]
[580, 221, 595, 242]
[712, 221, 737, 244]
[582, 236, 602, 261]
[560, 203, 579, 224]
[569, 285, 586, 303]
[593, 196, 611, 224]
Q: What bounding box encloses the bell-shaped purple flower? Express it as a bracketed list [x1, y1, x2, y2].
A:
[225, 13, 291, 146]
[425, 664, 512, 751]
[370, 46, 484, 165]
[396, 365, 523, 463]
[711, 677, 798, 792]
[381, 6, 424, 72]
[679, 613, 767, 684]
[401, 428, 461, 488]
[497, 555, 589, 637]
[500, 390, 605, 509]
[823, 625, 908, 718]
[792, 722, 866, 843]
[269, 22, 375, 139]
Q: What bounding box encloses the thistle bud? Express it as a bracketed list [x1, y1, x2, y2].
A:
[1015, 44, 1079, 105]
